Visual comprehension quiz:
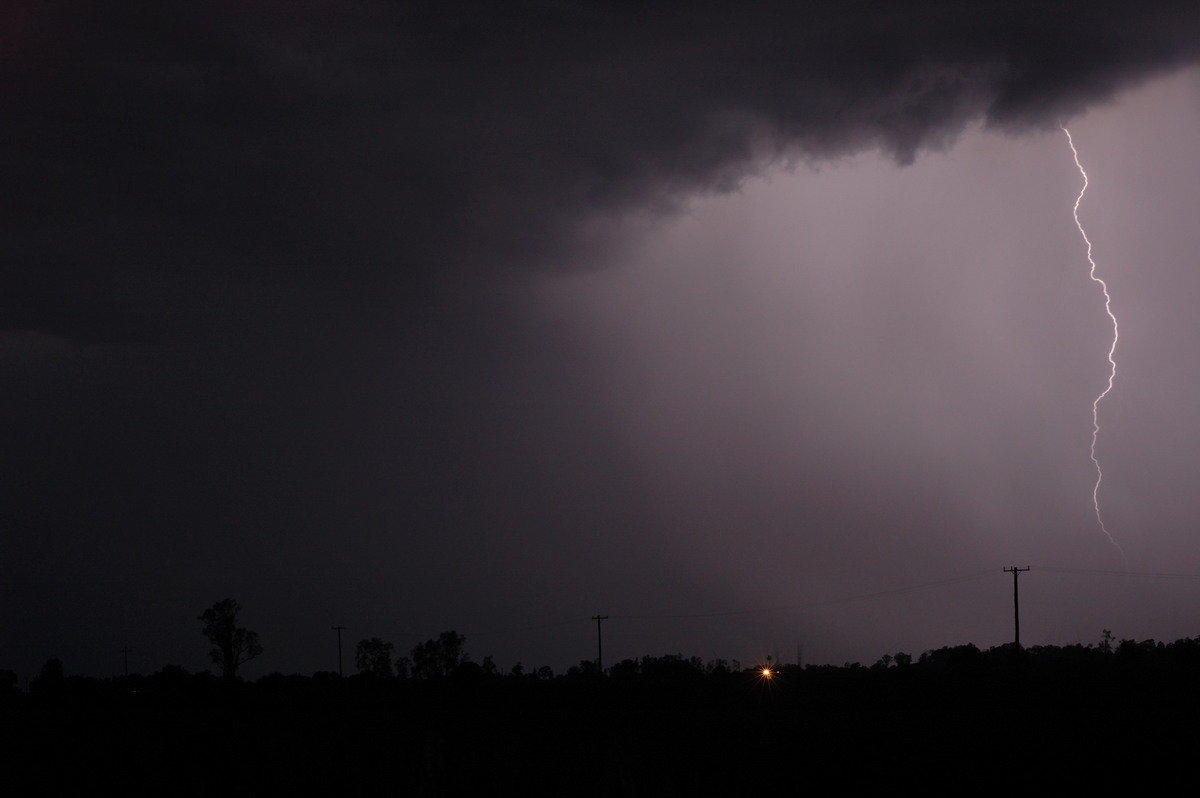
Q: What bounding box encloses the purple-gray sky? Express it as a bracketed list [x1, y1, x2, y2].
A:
[5, 1, 1200, 678]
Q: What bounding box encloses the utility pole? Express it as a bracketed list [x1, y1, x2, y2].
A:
[591, 615, 608, 673]
[120, 647, 130, 678]
[1003, 567, 1031, 646]
[332, 626, 347, 676]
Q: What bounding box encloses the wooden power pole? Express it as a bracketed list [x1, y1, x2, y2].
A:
[332, 626, 347, 676]
[591, 615, 608, 673]
[1003, 567, 1031, 646]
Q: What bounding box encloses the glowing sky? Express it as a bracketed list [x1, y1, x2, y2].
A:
[537, 70, 1200, 665]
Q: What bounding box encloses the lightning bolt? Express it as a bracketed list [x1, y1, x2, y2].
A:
[1063, 126, 1127, 565]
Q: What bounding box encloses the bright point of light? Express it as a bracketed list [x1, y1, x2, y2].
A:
[761, 668, 773, 678]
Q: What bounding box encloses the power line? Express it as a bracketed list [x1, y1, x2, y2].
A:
[378, 567, 1200, 649]
[1039, 566, 1200, 581]
[612, 571, 997, 621]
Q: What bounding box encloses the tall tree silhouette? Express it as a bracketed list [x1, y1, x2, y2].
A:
[410, 631, 467, 679]
[198, 598, 262, 684]
[355, 638, 394, 677]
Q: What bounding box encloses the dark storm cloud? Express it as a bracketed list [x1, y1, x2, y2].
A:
[5, 1, 1200, 342]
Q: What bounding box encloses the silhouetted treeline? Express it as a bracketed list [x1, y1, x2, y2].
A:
[4, 638, 1200, 793]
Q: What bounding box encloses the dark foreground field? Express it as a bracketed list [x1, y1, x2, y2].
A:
[4, 641, 1199, 795]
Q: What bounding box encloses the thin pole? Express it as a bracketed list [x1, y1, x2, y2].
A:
[120, 647, 129, 677]
[332, 626, 347, 676]
[591, 615, 608, 673]
[1003, 567, 1030, 646]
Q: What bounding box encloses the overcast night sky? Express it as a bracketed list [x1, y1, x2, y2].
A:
[6, 1, 1200, 679]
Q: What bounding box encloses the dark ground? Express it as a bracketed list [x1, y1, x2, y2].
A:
[4, 640, 1198, 795]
